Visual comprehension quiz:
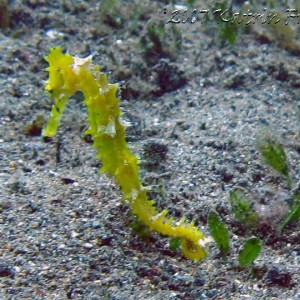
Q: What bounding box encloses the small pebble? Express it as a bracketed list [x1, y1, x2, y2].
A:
[0, 262, 15, 278]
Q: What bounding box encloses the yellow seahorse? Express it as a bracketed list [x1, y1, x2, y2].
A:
[43, 47, 207, 260]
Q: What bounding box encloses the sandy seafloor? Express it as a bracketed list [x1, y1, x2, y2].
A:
[0, 1, 299, 299]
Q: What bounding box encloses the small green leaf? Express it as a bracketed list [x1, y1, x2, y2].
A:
[256, 130, 291, 188]
[213, 1, 238, 45]
[280, 194, 300, 230]
[208, 210, 230, 256]
[268, 0, 276, 9]
[169, 237, 181, 252]
[238, 237, 262, 267]
[221, 23, 238, 45]
[186, 0, 197, 6]
[229, 189, 259, 228]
